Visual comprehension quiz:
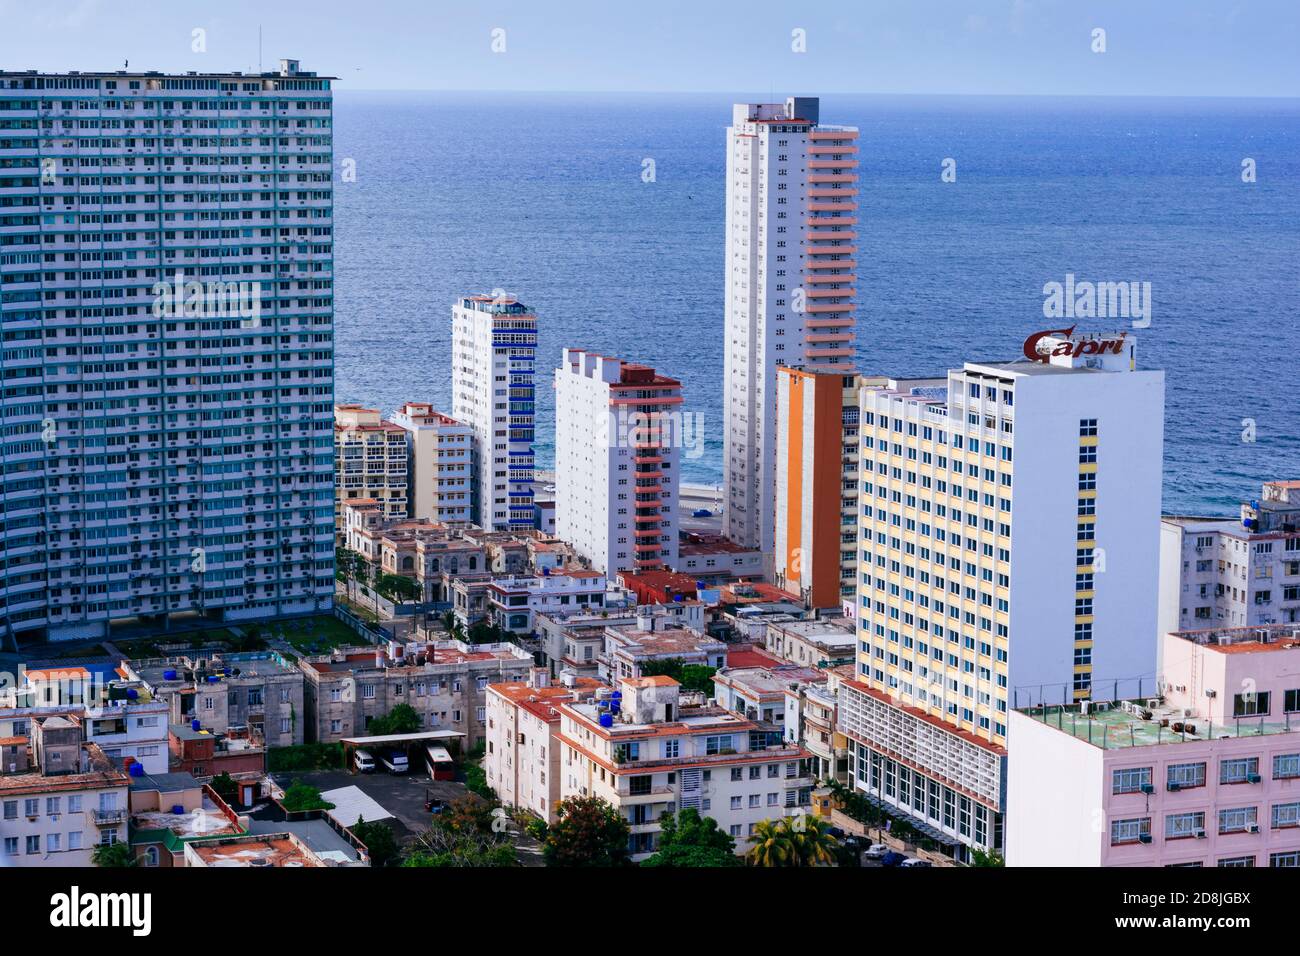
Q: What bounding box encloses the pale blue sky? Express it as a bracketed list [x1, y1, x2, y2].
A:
[1, 0, 1296, 96]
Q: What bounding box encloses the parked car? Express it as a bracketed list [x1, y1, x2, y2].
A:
[863, 844, 890, 861]
[880, 850, 907, 867]
[380, 750, 409, 774]
[692, 508, 712, 517]
[899, 857, 932, 868]
[352, 749, 375, 774]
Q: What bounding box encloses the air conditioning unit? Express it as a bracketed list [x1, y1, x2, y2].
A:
[1194, 828, 1207, 839]
[1246, 823, 1260, 834]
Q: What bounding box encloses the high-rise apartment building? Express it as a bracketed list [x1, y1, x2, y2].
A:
[774, 367, 874, 609]
[333, 404, 408, 537]
[554, 349, 681, 575]
[451, 295, 536, 532]
[723, 97, 858, 561]
[0, 61, 335, 643]
[838, 330, 1165, 859]
[389, 402, 472, 524]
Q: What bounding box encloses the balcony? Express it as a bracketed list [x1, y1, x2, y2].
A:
[92, 809, 127, 826]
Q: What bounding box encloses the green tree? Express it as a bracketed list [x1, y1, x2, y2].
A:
[639, 657, 716, 695]
[542, 796, 631, 867]
[91, 841, 137, 868]
[281, 781, 335, 813]
[787, 815, 838, 867]
[401, 796, 516, 868]
[351, 816, 400, 867]
[369, 702, 421, 736]
[970, 848, 1004, 867]
[209, 771, 238, 804]
[657, 807, 734, 852]
[745, 818, 795, 867]
[641, 843, 742, 868]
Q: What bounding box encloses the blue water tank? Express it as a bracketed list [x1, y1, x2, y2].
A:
[598, 712, 614, 728]
[610, 690, 622, 699]
[128, 762, 145, 777]
[163, 669, 178, 681]
[191, 719, 201, 732]
[207, 675, 219, 683]
[609, 701, 621, 714]
[674, 594, 684, 602]
[171, 805, 185, 815]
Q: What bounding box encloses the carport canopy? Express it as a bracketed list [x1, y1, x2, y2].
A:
[340, 729, 466, 748]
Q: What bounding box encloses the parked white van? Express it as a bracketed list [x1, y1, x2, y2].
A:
[353, 749, 375, 773]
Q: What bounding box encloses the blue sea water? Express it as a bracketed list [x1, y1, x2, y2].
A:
[332, 91, 1300, 515]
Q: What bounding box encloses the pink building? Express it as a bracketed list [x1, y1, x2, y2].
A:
[1007, 624, 1300, 867]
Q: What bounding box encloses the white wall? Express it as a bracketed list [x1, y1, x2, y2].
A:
[1005, 710, 1103, 866]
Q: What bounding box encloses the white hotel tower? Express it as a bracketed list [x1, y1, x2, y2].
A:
[723, 97, 858, 559]
[451, 295, 536, 532]
[838, 331, 1164, 860]
[554, 349, 682, 576]
[0, 60, 336, 645]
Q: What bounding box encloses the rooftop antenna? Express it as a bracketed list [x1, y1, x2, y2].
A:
[258, 25, 263, 73]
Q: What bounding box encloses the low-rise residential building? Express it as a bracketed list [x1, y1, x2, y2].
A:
[0, 719, 130, 867]
[786, 665, 855, 784]
[125, 651, 305, 748]
[128, 770, 245, 867]
[168, 724, 266, 783]
[559, 676, 814, 860]
[485, 672, 605, 822]
[600, 614, 728, 683]
[713, 664, 826, 742]
[1, 699, 169, 776]
[1008, 623, 1300, 867]
[677, 532, 764, 583]
[1159, 481, 1300, 646]
[764, 617, 858, 669]
[301, 638, 535, 748]
[535, 599, 702, 679]
[488, 570, 610, 634]
[184, 830, 335, 867]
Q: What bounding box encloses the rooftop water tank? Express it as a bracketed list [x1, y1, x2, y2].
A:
[598, 712, 614, 728]
[128, 762, 145, 777]
[163, 669, 178, 681]
[191, 719, 201, 732]
[207, 675, 219, 683]
[170, 805, 185, 815]
[126, 688, 139, 700]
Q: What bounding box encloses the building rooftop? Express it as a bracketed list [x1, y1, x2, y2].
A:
[714, 666, 827, 701]
[1021, 698, 1300, 749]
[0, 743, 128, 794]
[1170, 623, 1300, 655]
[188, 832, 324, 868]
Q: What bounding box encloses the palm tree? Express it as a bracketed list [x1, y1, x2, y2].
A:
[788, 816, 838, 867]
[745, 819, 795, 867]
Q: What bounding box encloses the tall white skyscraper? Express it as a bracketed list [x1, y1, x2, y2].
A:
[0, 60, 336, 644]
[451, 294, 536, 532]
[839, 330, 1165, 859]
[723, 97, 858, 561]
[554, 349, 681, 575]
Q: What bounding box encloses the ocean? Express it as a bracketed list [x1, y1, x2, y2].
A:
[332, 91, 1300, 515]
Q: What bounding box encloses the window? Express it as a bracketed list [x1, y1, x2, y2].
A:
[1271, 802, 1300, 830]
[26, 835, 40, 855]
[1112, 767, 1152, 795]
[68, 831, 83, 851]
[1, 837, 16, 856]
[1220, 757, 1260, 785]
[1165, 812, 1204, 840]
[705, 735, 734, 755]
[1217, 806, 1258, 834]
[627, 775, 652, 796]
[1274, 753, 1300, 780]
[1110, 817, 1150, 845]
[662, 739, 679, 759]
[1217, 856, 1256, 868]
[1167, 762, 1206, 790]
[1233, 692, 1270, 717]
[1270, 852, 1300, 867]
